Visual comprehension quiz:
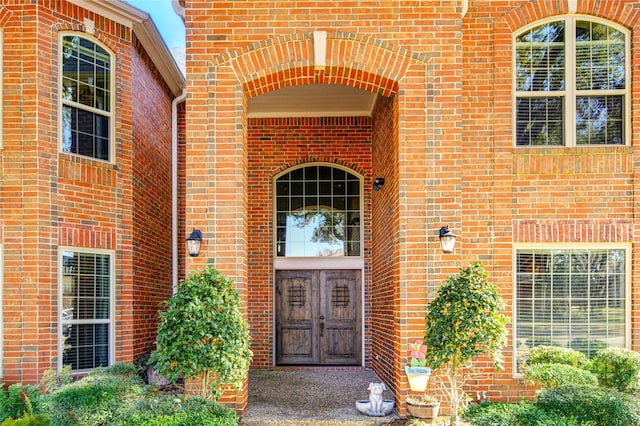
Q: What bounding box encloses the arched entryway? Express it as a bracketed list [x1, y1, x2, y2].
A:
[185, 29, 444, 415]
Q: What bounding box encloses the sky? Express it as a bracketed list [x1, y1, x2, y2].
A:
[125, 0, 185, 49]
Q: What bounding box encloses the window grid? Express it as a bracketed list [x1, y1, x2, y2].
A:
[514, 18, 627, 147]
[61, 35, 112, 161]
[515, 248, 626, 370]
[61, 251, 112, 372]
[275, 165, 361, 257]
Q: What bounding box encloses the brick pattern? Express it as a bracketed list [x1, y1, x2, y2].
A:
[246, 117, 373, 368]
[0, 1, 174, 383]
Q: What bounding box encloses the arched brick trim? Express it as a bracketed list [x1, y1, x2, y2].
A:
[0, 7, 14, 27]
[502, 0, 639, 32]
[225, 31, 424, 98]
[53, 23, 120, 53]
[271, 157, 368, 180]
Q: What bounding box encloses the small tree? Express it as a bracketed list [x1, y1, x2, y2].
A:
[423, 261, 509, 426]
[150, 266, 252, 400]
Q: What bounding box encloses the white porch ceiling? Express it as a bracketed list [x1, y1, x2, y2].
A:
[247, 84, 378, 118]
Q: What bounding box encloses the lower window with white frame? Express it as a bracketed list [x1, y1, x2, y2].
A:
[515, 246, 628, 370]
[61, 249, 112, 372]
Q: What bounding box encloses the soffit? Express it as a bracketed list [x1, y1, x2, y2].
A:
[247, 84, 378, 118]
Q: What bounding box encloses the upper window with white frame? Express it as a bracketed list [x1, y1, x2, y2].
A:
[275, 165, 361, 257]
[61, 34, 112, 161]
[60, 249, 113, 372]
[515, 246, 628, 371]
[514, 18, 628, 146]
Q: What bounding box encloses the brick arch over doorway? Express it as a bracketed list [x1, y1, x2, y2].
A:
[219, 31, 416, 97]
[184, 30, 453, 415]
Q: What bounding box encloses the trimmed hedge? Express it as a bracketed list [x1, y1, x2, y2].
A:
[590, 347, 640, 393]
[526, 345, 588, 368]
[523, 363, 597, 389]
[536, 384, 640, 426]
[463, 401, 576, 426]
[112, 395, 237, 426]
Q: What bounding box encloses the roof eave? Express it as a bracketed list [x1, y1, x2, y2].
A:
[67, 0, 185, 97]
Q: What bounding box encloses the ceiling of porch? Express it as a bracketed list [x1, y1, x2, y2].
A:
[247, 84, 378, 118]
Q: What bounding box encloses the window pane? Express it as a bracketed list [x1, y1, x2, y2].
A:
[516, 21, 565, 92]
[61, 251, 111, 371]
[61, 105, 111, 160]
[276, 166, 360, 257]
[61, 35, 111, 161]
[576, 95, 623, 145]
[515, 97, 564, 146]
[516, 248, 626, 364]
[576, 21, 625, 90]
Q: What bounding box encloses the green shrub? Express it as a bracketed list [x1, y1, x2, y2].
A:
[0, 413, 50, 426]
[113, 395, 237, 426]
[0, 384, 45, 422]
[536, 384, 640, 426]
[48, 366, 145, 426]
[463, 401, 576, 426]
[590, 347, 640, 393]
[523, 363, 597, 389]
[150, 266, 252, 400]
[526, 345, 588, 369]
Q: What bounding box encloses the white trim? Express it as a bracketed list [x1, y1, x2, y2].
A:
[511, 242, 632, 377]
[313, 31, 327, 70]
[59, 32, 116, 164]
[512, 16, 630, 147]
[58, 247, 115, 374]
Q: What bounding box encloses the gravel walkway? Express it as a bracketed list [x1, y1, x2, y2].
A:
[239, 369, 402, 425]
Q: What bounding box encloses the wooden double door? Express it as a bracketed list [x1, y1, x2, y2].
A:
[276, 269, 361, 365]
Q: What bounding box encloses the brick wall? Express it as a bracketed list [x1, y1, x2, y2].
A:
[183, 0, 640, 416]
[246, 117, 373, 368]
[0, 1, 174, 383]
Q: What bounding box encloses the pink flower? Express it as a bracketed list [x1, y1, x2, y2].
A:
[409, 339, 427, 366]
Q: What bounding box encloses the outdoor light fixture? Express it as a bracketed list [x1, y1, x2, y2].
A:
[439, 226, 457, 254]
[186, 229, 202, 257]
[373, 177, 385, 191]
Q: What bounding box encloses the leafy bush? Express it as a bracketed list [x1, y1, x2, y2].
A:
[0, 384, 45, 422]
[590, 347, 640, 393]
[0, 414, 50, 426]
[150, 266, 252, 400]
[113, 395, 237, 426]
[525, 345, 588, 369]
[523, 363, 597, 389]
[47, 367, 145, 425]
[536, 384, 640, 426]
[463, 401, 576, 426]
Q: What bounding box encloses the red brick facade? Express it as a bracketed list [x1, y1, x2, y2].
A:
[0, 1, 181, 383]
[182, 0, 640, 416]
[4, 0, 640, 420]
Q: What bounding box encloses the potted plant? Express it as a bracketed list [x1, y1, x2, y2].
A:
[405, 338, 432, 392]
[406, 393, 440, 420]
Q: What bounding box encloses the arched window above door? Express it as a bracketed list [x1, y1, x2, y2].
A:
[275, 165, 361, 257]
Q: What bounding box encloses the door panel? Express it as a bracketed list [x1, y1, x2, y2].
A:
[276, 269, 361, 365]
[320, 270, 360, 364]
[276, 271, 317, 364]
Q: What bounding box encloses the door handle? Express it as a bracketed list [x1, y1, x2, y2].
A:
[320, 322, 324, 337]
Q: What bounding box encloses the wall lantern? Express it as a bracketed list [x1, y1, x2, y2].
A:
[439, 226, 457, 254]
[373, 177, 385, 191]
[186, 229, 202, 257]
